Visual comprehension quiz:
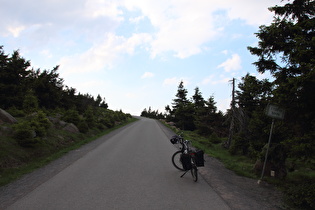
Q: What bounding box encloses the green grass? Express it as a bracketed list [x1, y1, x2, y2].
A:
[0, 117, 138, 187]
[181, 130, 257, 178]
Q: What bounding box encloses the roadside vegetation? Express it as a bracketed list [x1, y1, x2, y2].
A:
[0, 45, 136, 186]
[0, 117, 136, 187]
[143, 1, 315, 209]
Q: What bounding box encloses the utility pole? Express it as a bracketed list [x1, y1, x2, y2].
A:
[227, 78, 235, 148]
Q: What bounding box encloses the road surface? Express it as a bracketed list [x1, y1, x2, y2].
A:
[4, 117, 230, 210]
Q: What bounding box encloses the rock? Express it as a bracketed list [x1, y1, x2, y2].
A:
[0, 109, 18, 124]
[48, 116, 67, 129]
[63, 123, 80, 133]
[59, 120, 67, 127]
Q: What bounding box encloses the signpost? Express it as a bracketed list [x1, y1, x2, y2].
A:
[265, 104, 285, 120]
[258, 104, 285, 184]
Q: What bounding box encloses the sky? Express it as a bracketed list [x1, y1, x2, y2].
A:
[0, 0, 282, 115]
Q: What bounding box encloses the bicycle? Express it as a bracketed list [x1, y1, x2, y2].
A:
[170, 134, 204, 182]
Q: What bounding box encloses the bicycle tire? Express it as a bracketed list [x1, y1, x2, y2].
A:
[191, 166, 198, 182]
[172, 151, 185, 171]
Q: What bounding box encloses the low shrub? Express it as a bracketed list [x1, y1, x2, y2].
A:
[77, 121, 89, 133]
[13, 122, 38, 147]
[208, 132, 221, 144]
[6, 106, 25, 117]
[284, 179, 315, 209]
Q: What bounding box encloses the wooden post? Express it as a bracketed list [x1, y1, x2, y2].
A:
[258, 119, 275, 183]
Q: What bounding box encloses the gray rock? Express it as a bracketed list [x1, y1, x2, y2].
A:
[0, 109, 18, 124]
[63, 123, 80, 133]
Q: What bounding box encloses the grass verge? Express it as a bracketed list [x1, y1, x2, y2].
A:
[180, 130, 257, 178]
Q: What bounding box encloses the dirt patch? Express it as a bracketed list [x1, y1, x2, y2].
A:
[199, 155, 284, 209]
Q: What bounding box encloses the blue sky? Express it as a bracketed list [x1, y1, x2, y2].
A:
[0, 0, 281, 115]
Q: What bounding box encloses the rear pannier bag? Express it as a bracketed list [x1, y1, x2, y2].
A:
[195, 150, 205, 167]
[180, 154, 192, 170]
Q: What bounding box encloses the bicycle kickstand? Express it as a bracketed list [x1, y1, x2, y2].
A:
[180, 170, 189, 178]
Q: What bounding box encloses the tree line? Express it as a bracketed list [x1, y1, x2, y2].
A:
[0, 47, 108, 112]
[0, 46, 131, 144]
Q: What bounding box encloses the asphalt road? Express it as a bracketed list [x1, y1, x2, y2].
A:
[5, 117, 230, 210]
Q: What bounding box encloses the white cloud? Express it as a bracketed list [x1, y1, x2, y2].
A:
[221, 50, 228, 55]
[201, 75, 215, 85]
[84, 0, 124, 20]
[217, 54, 242, 72]
[7, 25, 25, 37]
[59, 32, 151, 75]
[223, 0, 277, 26]
[125, 92, 137, 99]
[252, 71, 274, 81]
[216, 97, 231, 113]
[129, 16, 145, 23]
[202, 75, 230, 85]
[141, 72, 154, 79]
[163, 77, 190, 86]
[40, 49, 53, 58]
[163, 77, 180, 86]
[0, 0, 277, 60]
[121, 0, 276, 58]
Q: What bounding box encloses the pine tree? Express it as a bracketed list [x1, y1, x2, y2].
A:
[172, 81, 195, 130]
[248, 0, 315, 176]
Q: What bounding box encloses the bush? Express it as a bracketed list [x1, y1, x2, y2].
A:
[23, 90, 38, 114]
[100, 117, 114, 128]
[35, 111, 51, 129]
[7, 106, 25, 117]
[77, 121, 89, 133]
[208, 132, 221, 144]
[96, 123, 106, 130]
[229, 134, 250, 156]
[13, 122, 37, 147]
[30, 111, 51, 137]
[284, 179, 315, 209]
[84, 106, 96, 128]
[62, 109, 81, 126]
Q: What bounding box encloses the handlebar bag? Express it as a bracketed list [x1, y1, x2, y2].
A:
[180, 153, 192, 170]
[170, 135, 180, 144]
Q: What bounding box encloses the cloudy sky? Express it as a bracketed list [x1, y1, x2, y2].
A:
[0, 0, 281, 115]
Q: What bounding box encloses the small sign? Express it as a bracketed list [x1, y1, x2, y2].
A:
[265, 104, 285, 120]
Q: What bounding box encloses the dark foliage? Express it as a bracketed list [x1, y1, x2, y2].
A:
[0, 46, 109, 114]
[140, 106, 164, 119]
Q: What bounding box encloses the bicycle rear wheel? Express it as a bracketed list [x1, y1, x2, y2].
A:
[191, 166, 198, 182]
[172, 151, 185, 171]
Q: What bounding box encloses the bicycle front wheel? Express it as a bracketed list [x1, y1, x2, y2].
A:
[172, 151, 185, 171]
[191, 166, 198, 182]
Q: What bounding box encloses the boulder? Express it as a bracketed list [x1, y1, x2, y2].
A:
[0, 109, 18, 124]
[63, 123, 80, 133]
